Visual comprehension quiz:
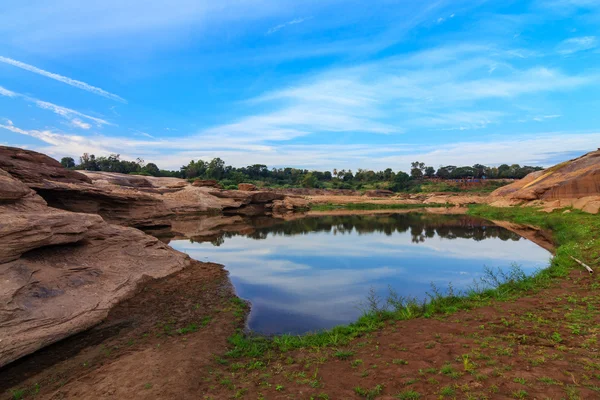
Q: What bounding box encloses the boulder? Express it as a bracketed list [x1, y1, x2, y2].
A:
[272, 196, 310, 214]
[238, 183, 257, 191]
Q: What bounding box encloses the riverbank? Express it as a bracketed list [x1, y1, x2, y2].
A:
[3, 205, 599, 399]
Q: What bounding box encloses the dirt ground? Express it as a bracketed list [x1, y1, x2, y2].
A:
[4, 266, 600, 399]
[197, 269, 600, 400]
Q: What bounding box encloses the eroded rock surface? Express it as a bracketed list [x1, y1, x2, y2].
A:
[489, 149, 600, 213]
[0, 188, 194, 367]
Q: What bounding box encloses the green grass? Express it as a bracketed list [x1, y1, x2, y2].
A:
[310, 202, 448, 211]
[395, 390, 421, 399]
[354, 384, 384, 399]
[222, 205, 599, 360]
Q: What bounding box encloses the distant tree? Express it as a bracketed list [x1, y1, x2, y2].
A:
[301, 173, 318, 188]
[424, 166, 435, 178]
[342, 170, 354, 182]
[143, 163, 160, 176]
[60, 157, 75, 169]
[391, 171, 411, 191]
[472, 164, 486, 179]
[410, 161, 425, 179]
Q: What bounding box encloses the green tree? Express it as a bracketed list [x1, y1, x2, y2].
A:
[424, 166, 435, 178]
[143, 163, 160, 176]
[410, 161, 425, 179]
[60, 157, 75, 169]
[301, 173, 318, 188]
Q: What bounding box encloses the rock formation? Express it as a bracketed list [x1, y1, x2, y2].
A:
[488, 149, 600, 213]
[238, 183, 257, 191]
[0, 146, 312, 367]
[0, 147, 308, 228]
[0, 168, 194, 367]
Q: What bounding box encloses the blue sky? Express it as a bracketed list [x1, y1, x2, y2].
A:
[1, 0, 599, 171]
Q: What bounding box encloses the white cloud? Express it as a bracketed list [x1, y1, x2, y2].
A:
[70, 118, 92, 129]
[267, 17, 311, 35]
[2, 121, 598, 172]
[218, 44, 592, 140]
[0, 86, 17, 97]
[557, 36, 598, 55]
[34, 100, 112, 126]
[0, 56, 126, 102]
[0, 85, 112, 127]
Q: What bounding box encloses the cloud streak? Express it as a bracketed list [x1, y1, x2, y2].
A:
[557, 36, 597, 55]
[0, 85, 113, 128]
[0, 56, 126, 103]
[267, 17, 311, 35]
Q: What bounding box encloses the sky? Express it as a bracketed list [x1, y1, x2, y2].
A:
[1, 0, 599, 172]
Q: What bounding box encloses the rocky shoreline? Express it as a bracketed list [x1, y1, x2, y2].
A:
[1, 145, 598, 369]
[0, 146, 307, 367]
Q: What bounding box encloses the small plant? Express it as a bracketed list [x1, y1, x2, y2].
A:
[176, 323, 198, 335]
[143, 383, 152, 390]
[392, 359, 408, 365]
[514, 377, 527, 385]
[439, 386, 455, 397]
[275, 384, 284, 392]
[395, 390, 421, 400]
[512, 389, 528, 399]
[551, 332, 563, 343]
[10, 389, 25, 400]
[462, 354, 475, 371]
[351, 359, 364, 367]
[334, 350, 355, 360]
[355, 384, 384, 399]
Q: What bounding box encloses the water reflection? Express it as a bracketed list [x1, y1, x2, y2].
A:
[169, 214, 551, 335]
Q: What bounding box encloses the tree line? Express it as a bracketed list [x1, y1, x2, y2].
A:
[60, 153, 543, 191]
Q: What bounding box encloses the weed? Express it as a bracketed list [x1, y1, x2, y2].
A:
[395, 390, 421, 399]
[334, 350, 355, 360]
[354, 384, 384, 399]
[512, 389, 529, 399]
[439, 386, 455, 397]
[351, 359, 364, 368]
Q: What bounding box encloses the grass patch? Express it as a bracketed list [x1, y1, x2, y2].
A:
[310, 203, 448, 211]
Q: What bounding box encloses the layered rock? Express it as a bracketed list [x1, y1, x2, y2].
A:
[238, 183, 257, 191]
[0, 173, 194, 367]
[489, 149, 600, 213]
[363, 189, 394, 197]
[0, 147, 306, 227]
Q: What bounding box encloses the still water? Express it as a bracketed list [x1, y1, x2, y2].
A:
[170, 214, 551, 335]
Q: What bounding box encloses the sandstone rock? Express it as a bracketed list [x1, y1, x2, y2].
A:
[424, 195, 487, 206]
[0, 146, 91, 187]
[192, 179, 221, 188]
[0, 211, 103, 264]
[0, 221, 193, 367]
[80, 171, 153, 188]
[489, 150, 600, 214]
[272, 196, 310, 214]
[363, 189, 394, 197]
[0, 168, 31, 201]
[238, 183, 257, 191]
